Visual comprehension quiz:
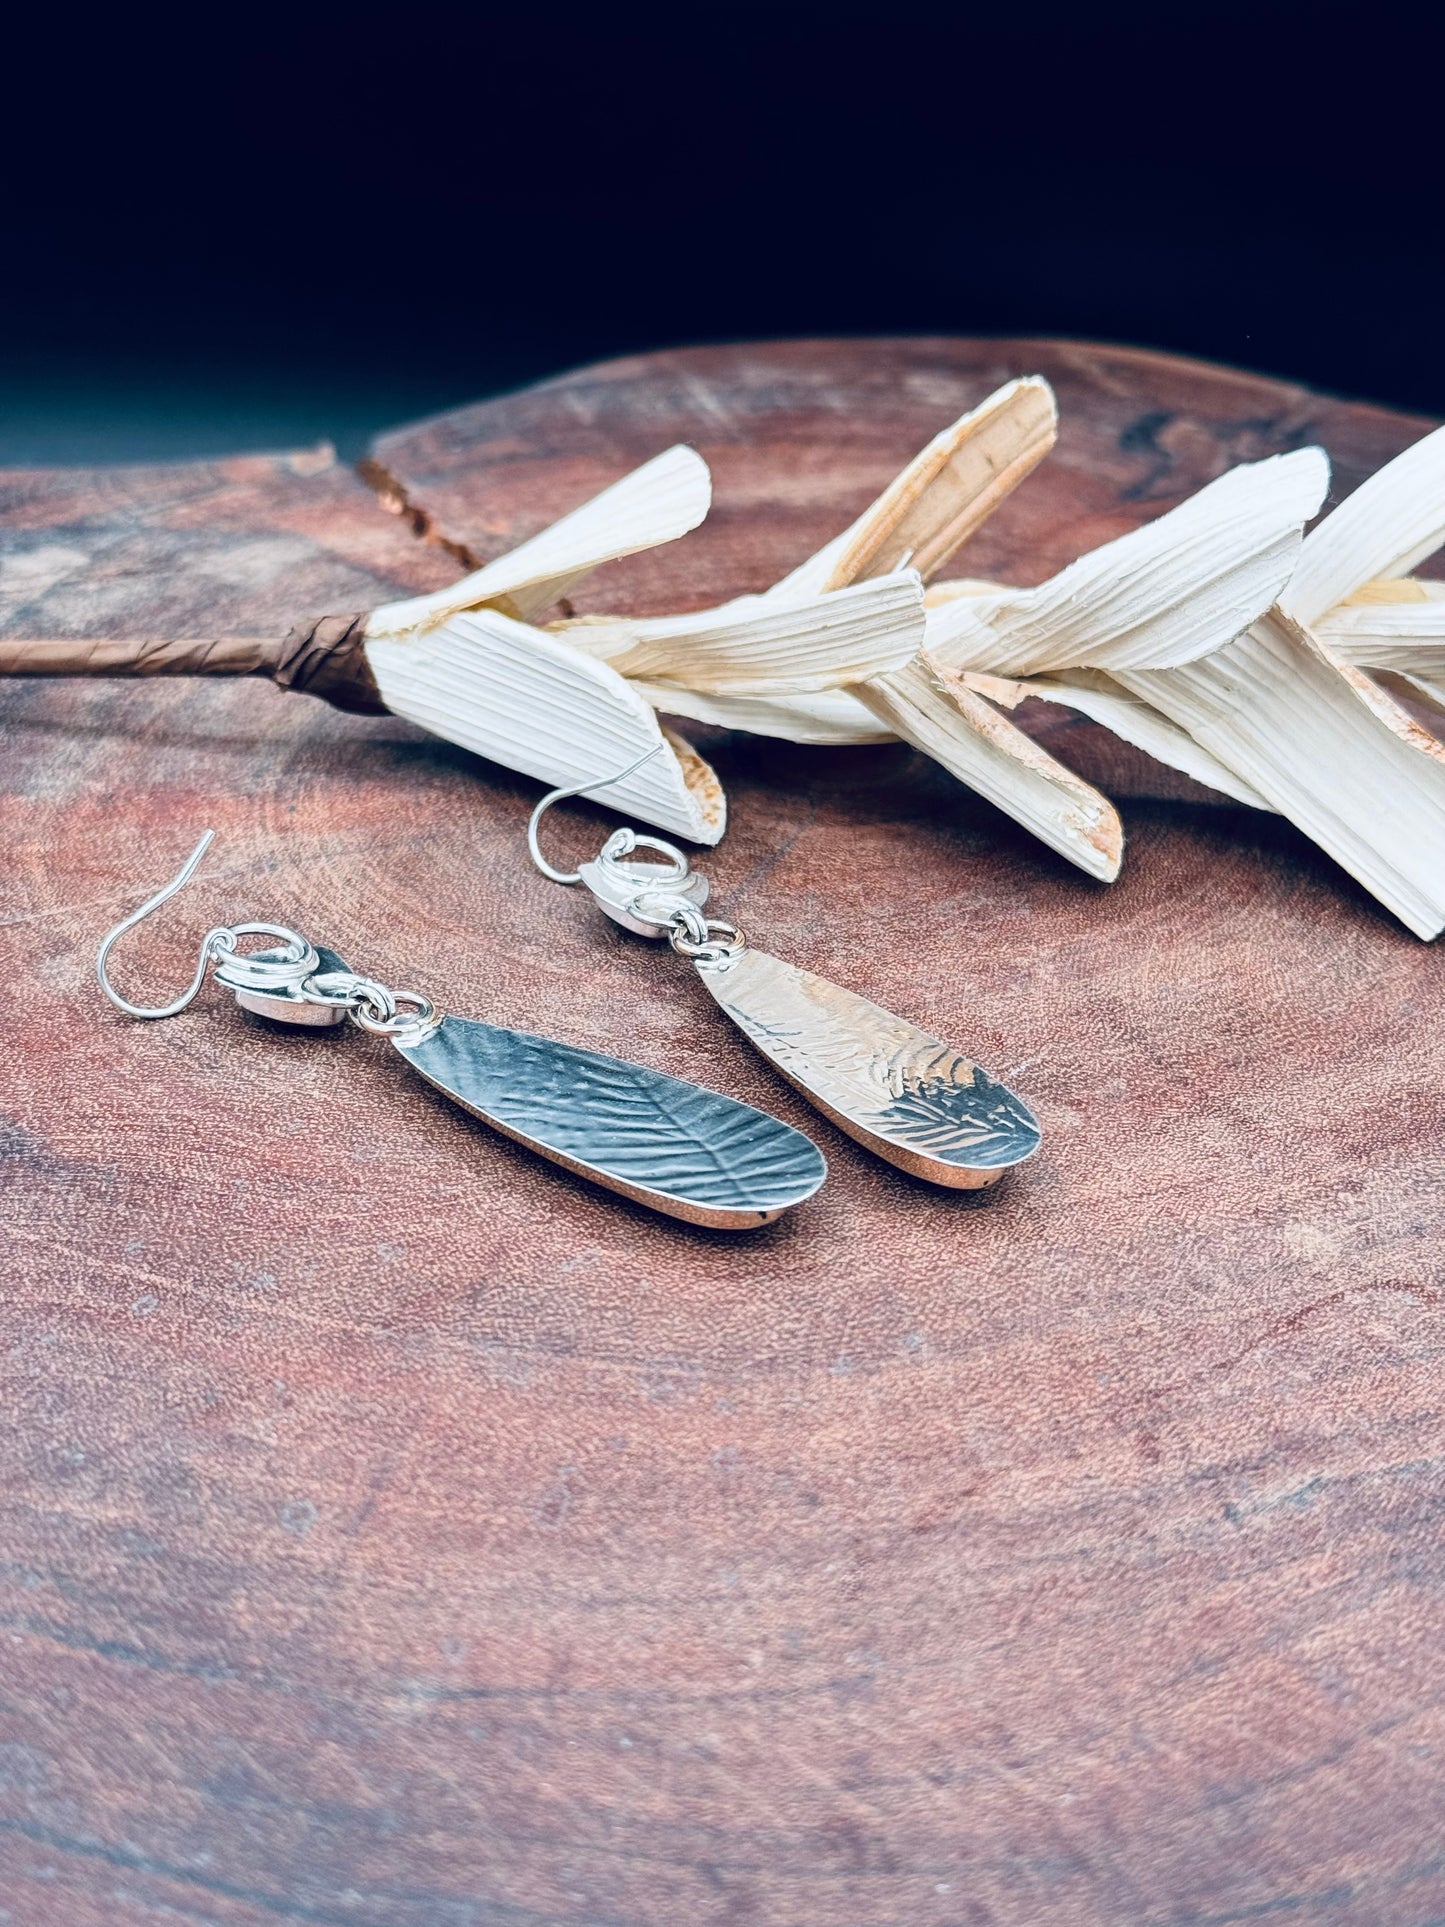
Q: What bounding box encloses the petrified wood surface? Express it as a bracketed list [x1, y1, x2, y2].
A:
[2, 340, 1442, 1927]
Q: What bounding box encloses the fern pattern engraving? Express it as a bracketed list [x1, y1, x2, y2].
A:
[696, 949, 1040, 1173]
[866, 1070, 1041, 1167]
[395, 1016, 826, 1215]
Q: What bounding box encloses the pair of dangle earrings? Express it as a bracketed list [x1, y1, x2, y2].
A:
[97, 779, 1039, 1230]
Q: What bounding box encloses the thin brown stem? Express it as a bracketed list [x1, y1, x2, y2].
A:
[0, 635, 280, 677]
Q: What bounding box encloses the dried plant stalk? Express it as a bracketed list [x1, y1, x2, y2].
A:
[11, 373, 1445, 932]
[598, 380, 1327, 882]
[1, 447, 732, 842]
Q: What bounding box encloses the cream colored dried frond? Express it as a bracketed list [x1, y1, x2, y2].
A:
[365, 610, 728, 844]
[993, 668, 1274, 811]
[922, 450, 1328, 676]
[619, 683, 895, 746]
[1124, 424, 1445, 938]
[355, 440, 931, 845]
[351, 378, 1445, 940]
[577, 376, 1328, 886]
[1118, 615, 1445, 939]
[767, 376, 1060, 600]
[557, 575, 924, 694]
[367, 445, 713, 636]
[360, 447, 728, 843]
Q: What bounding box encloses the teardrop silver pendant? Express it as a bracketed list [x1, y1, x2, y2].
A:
[394, 1016, 826, 1228]
[691, 947, 1040, 1189]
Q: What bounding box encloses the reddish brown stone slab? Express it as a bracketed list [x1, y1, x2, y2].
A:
[2, 342, 1443, 1927]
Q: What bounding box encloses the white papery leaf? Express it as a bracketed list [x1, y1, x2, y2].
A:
[1344, 579, 1445, 601]
[1315, 599, 1445, 676]
[1119, 610, 1445, 940]
[633, 682, 895, 745]
[765, 378, 1058, 603]
[1100, 434, 1445, 937]
[592, 387, 1317, 880]
[924, 449, 1330, 676]
[366, 609, 725, 844]
[923, 579, 1010, 606]
[1282, 424, 1445, 625]
[366, 446, 712, 637]
[860, 659, 1123, 881]
[552, 575, 924, 693]
[1009, 668, 1275, 809]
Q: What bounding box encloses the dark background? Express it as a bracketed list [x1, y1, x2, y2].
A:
[4, 0, 1440, 463]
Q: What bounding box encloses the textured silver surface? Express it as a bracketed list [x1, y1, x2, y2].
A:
[694, 947, 1040, 1183]
[394, 1015, 827, 1227]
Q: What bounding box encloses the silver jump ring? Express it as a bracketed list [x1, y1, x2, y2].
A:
[668, 901, 711, 946]
[349, 983, 403, 1030]
[626, 891, 708, 938]
[599, 827, 691, 886]
[300, 970, 397, 1024]
[352, 989, 438, 1037]
[668, 916, 745, 961]
[212, 924, 320, 992]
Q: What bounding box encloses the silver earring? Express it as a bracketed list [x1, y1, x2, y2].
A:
[529, 760, 1041, 1190]
[96, 832, 826, 1230]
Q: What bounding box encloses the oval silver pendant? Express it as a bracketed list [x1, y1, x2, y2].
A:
[393, 1016, 827, 1228]
[692, 948, 1040, 1188]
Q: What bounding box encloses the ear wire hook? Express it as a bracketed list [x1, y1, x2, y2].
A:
[96, 830, 234, 1018]
[526, 742, 667, 885]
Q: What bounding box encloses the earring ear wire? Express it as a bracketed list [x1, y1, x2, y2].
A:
[525, 743, 666, 884]
[96, 830, 231, 1018]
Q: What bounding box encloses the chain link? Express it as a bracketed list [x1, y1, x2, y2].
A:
[666, 911, 746, 964]
[354, 989, 438, 1037]
[301, 969, 438, 1037]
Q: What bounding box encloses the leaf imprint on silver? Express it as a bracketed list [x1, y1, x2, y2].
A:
[693, 948, 1040, 1189]
[393, 1015, 826, 1229]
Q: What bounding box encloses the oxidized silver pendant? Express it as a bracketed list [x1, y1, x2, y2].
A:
[394, 1016, 826, 1227]
[532, 788, 1041, 1190]
[95, 833, 827, 1229]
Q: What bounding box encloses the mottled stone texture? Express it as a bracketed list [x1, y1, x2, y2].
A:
[1, 341, 1442, 1927]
